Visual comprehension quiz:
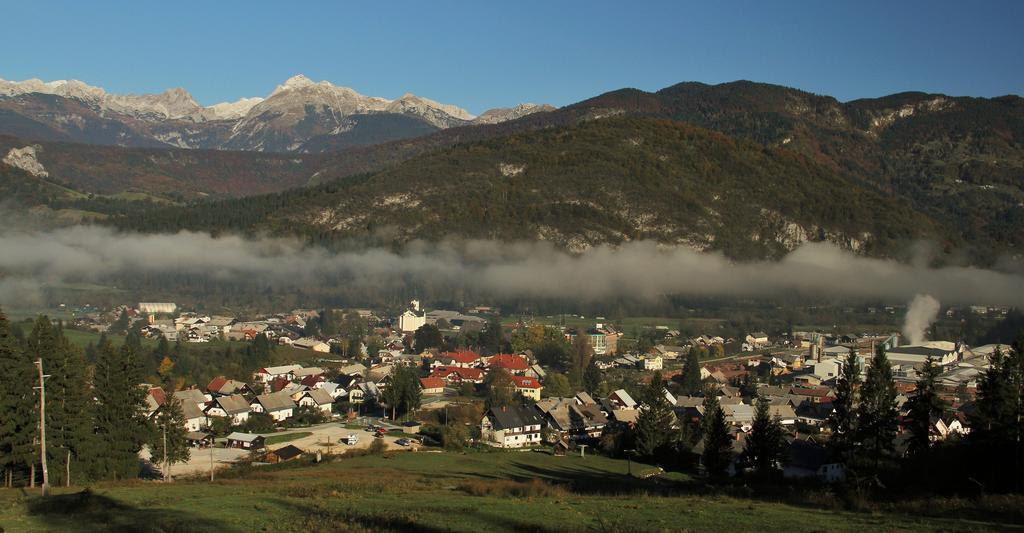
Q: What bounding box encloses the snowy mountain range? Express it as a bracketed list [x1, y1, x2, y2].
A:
[0, 75, 554, 152]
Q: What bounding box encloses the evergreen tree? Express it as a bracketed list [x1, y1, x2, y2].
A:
[634, 378, 676, 459]
[92, 338, 149, 480]
[253, 333, 272, 363]
[150, 395, 190, 481]
[827, 349, 861, 461]
[701, 392, 733, 478]
[743, 394, 786, 477]
[857, 346, 899, 467]
[0, 310, 36, 487]
[583, 360, 602, 394]
[681, 347, 703, 395]
[971, 342, 1024, 490]
[28, 318, 92, 487]
[398, 365, 422, 415]
[108, 309, 130, 335]
[906, 356, 947, 455]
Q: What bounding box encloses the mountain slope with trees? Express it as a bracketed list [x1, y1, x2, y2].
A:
[111, 117, 937, 259]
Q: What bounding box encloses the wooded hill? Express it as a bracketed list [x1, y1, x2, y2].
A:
[110, 117, 938, 260]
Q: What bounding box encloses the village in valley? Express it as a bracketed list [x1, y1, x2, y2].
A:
[40, 296, 1012, 485]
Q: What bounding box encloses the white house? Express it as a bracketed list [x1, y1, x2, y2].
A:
[205, 395, 251, 425]
[293, 338, 330, 352]
[178, 400, 208, 433]
[480, 406, 544, 448]
[398, 300, 426, 333]
[297, 389, 335, 417]
[250, 391, 296, 422]
[254, 364, 302, 384]
[812, 358, 842, 381]
[639, 356, 663, 371]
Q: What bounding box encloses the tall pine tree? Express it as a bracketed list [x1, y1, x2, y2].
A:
[701, 391, 732, 478]
[743, 394, 787, 477]
[92, 337, 149, 480]
[906, 356, 947, 455]
[681, 347, 703, 395]
[634, 377, 676, 459]
[857, 346, 899, 468]
[27, 318, 93, 487]
[828, 349, 861, 462]
[150, 395, 190, 481]
[0, 309, 36, 487]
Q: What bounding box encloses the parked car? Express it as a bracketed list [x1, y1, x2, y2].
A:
[340, 434, 359, 445]
[396, 438, 411, 447]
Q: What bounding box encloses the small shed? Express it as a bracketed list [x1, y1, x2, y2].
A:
[185, 431, 213, 447]
[226, 432, 265, 450]
[266, 444, 304, 464]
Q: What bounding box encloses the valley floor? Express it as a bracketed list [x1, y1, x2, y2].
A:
[0, 450, 1015, 532]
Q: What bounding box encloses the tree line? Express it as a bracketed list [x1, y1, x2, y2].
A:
[0, 311, 177, 488]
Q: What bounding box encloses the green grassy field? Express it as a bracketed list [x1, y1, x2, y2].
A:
[263, 432, 313, 446]
[57, 329, 321, 366]
[506, 315, 727, 334]
[0, 451, 1012, 532]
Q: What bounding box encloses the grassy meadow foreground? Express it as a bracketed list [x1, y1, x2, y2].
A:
[1, 451, 1017, 532]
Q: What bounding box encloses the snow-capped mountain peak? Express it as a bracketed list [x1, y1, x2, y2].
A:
[0, 73, 555, 152]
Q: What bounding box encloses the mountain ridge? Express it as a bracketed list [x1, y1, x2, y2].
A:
[0, 74, 553, 152]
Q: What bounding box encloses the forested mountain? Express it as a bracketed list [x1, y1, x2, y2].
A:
[0, 135, 321, 201]
[3, 78, 1021, 261]
[301, 81, 1024, 259]
[110, 117, 938, 260]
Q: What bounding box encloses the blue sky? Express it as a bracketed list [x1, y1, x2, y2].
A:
[1, 1, 1021, 114]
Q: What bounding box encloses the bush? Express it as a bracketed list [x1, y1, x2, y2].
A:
[239, 412, 276, 433]
[368, 438, 388, 455]
[457, 478, 567, 498]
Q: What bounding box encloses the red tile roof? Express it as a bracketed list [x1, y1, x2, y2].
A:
[511, 375, 541, 389]
[487, 354, 528, 371]
[431, 366, 484, 381]
[443, 350, 480, 364]
[300, 375, 325, 387]
[148, 387, 166, 406]
[269, 376, 291, 393]
[419, 377, 446, 390]
[206, 376, 228, 394]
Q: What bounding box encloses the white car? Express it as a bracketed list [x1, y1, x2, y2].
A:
[340, 434, 359, 445]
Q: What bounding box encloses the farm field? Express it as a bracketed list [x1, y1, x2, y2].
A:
[0, 450, 1010, 532]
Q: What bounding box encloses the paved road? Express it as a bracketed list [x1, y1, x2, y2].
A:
[141, 419, 420, 479]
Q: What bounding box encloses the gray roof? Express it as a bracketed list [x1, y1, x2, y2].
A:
[488, 405, 543, 431]
[178, 399, 206, 421]
[255, 391, 296, 412]
[212, 394, 250, 415]
[304, 389, 334, 406]
[226, 432, 262, 442]
[173, 388, 207, 406]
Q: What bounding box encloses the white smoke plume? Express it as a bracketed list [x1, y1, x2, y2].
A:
[0, 226, 1023, 308]
[903, 294, 942, 345]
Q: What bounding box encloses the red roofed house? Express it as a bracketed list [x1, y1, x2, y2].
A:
[431, 366, 485, 384]
[437, 350, 481, 368]
[487, 354, 529, 375]
[300, 374, 326, 389]
[419, 376, 446, 394]
[511, 375, 542, 401]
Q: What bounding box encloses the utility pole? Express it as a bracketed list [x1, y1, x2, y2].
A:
[210, 440, 215, 482]
[162, 420, 168, 482]
[34, 359, 51, 496]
